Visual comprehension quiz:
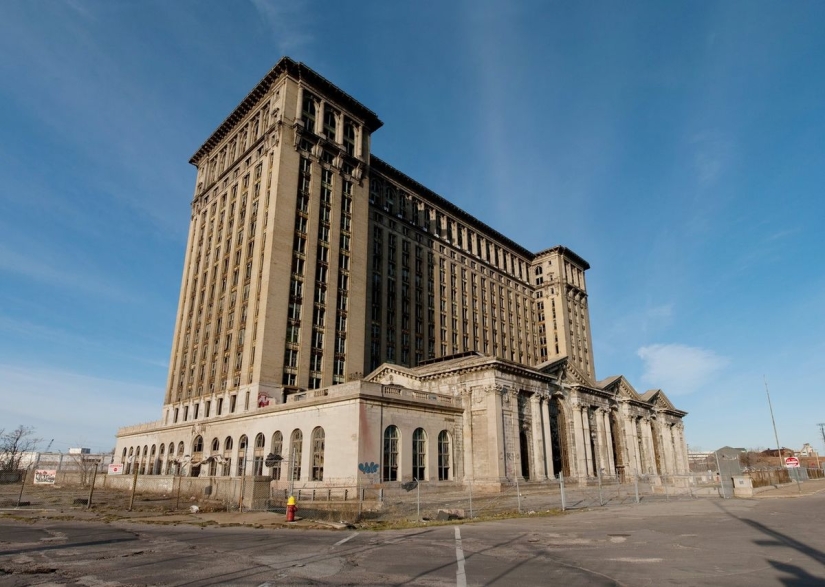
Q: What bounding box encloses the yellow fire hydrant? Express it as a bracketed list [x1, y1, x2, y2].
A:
[286, 495, 297, 522]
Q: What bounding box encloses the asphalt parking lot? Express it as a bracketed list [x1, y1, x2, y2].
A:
[1, 481, 824, 586]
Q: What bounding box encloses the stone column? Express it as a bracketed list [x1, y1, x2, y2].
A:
[643, 418, 657, 475]
[676, 424, 689, 474]
[530, 394, 547, 481]
[542, 397, 555, 478]
[663, 423, 677, 475]
[335, 111, 343, 144]
[592, 408, 607, 474]
[623, 415, 637, 475]
[461, 390, 474, 482]
[570, 401, 587, 480]
[490, 386, 507, 482]
[581, 406, 594, 477]
[295, 85, 304, 122]
[316, 99, 325, 135]
[601, 409, 615, 475]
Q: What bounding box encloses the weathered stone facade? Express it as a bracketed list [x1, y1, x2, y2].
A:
[116, 57, 688, 487]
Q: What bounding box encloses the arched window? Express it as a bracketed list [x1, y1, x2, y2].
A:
[149, 445, 157, 475]
[438, 431, 451, 480]
[383, 426, 399, 482]
[290, 429, 303, 481]
[311, 427, 325, 481]
[193, 436, 204, 454]
[412, 428, 427, 481]
[223, 437, 233, 476]
[271, 431, 283, 480]
[253, 433, 265, 476]
[166, 443, 175, 474]
[237, 435, 248, 476]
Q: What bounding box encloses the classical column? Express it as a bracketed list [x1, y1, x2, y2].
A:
[542, 397, 555, 478]
[601, 409, 615, 475]
[676, 424, 689, 474]
[490, 386, 507, 482]
[461, 390, 474, 483]
[334, 111, 343, 144]
[295, 85, 304, 122]
[316, 99, 326, 135]
[530, 394, 547, 481]
[570, 401, 587, 480]
[581, 406, 595, 477]
[664, 423, 677, 475]
[643, 418, 657, 475]
[592, 408, 607, 474]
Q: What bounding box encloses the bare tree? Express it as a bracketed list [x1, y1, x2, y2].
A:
[68, 452, 105, 486]
[0, 426, 42, 471]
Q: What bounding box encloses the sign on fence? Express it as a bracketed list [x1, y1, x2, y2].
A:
[784, 456, 800, 468]
[108, 463, 124, 475]
[34, 469, 57, 484]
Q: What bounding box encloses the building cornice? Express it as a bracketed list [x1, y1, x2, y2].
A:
[370, 156, 535, 260]
[190, 57, 383, 166]
[533, 245, 591, 270]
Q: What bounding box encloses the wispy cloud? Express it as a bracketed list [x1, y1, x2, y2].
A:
[691, 130, 734, 187]
[0, 364, 161, 452]
[249, 0, 313, 53]
[0, 244, 130, 301]
[637, 343, 729, 396]
[0, 315, 168, 369]
[765, 227, 800, 242]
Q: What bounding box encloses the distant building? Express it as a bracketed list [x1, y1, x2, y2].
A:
[798, 443, 817, 457]
[116, 57, 689, 487]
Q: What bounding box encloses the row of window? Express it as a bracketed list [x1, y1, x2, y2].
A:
[120, 425, 453, 483]
[383, 426, 453, 482]
[173, 157, 266, 401]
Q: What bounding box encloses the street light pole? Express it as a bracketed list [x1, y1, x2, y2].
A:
[764, 376, 783, 467]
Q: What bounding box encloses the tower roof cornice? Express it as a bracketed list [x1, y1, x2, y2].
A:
[533, 246, 591, 270]
[190, 57, 383, 166]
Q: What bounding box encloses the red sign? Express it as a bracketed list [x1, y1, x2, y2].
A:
[784, 457, 800, 468]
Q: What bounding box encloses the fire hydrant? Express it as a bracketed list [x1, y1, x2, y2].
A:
[286, 495, 297, 522]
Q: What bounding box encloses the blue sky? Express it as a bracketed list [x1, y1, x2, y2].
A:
[1, 1, 823, 454]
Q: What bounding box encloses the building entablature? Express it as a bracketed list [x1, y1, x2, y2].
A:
[370, 158, 532, 262]
[190, 57, 382, 167]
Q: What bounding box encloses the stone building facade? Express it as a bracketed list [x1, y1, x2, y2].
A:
[116, 57, 688, 487]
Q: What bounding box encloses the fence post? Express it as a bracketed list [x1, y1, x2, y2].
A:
[634, 470, 640, 504]
[129, 464, 140, 512]
[416, 478, 420, 522]
[559, 473, 566, 511]
[468, 479, 474, 519]
[86, 463, 99, 509]
[16, 466, 30, 507]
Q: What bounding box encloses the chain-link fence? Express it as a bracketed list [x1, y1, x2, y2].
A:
[258, 472, 733, 523]
[5, 467, 821, 522]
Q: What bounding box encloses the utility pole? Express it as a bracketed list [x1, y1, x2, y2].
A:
[764, 377, 783, 467]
